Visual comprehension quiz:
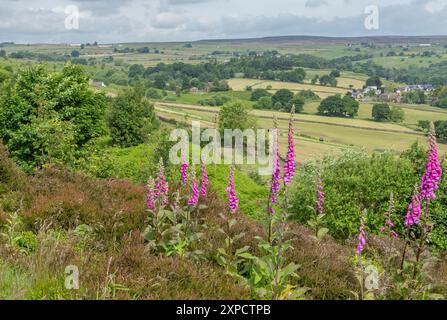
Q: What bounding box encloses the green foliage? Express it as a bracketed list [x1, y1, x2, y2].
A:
[372, 103, 391, 122]
[218, 102, 255, 133]
[250, 88, 271, 101]
[318, 94, 358, 118]
[207, 166, 268, 219]
[108, 86, 159, 148]
[330, 70, 341, 78]
[215, 213, 253, 275]
[402, 90, 426, 104]
[390, 106, 405, 123]
[319, 74, 338, 87]
[198, 95, 230, 106]
[271, 89, 294, 109]
[365, 76, 382, 88]
[289, 149, 418, 241]
[253, 96, 273, 110]
[289, 95, 305, 113]
[296, 89, 320, 101]
[0, 63, 106, 171]
[418, 120, 447, 142]
[78, 140, 155, 183]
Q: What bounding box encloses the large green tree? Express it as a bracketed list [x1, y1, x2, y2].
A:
[318, 95, 358, 118]
[271, 89, 294, 110]
[218, 101, 255, 133]
[0, 63, 106, 171]
[108, 86, 159, 147]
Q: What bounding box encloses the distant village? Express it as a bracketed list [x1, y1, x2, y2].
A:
[348, 84, 434, 103]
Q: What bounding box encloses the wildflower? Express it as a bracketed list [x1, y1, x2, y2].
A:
[269, 123, 281, 213]
[155, 158, 169, 205]
[145, 177, 156, 211]
[381, 192, 398, 238]
[315, 173, 325, 216]
[356, 213, 367, 255]
[225, 166, 239, 214]
[200, 160, 209, 197]
[420, 122, 442, 201]
[405, 185, 422, 226]
[180, 141, 189, 186]
[188, 165, 199, 207]
[283, 112, 296, 186]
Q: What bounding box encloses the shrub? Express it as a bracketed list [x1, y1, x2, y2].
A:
[289, 149, 418, 241]
[372, 103, 391, 122]
[250, 89, 271, 101]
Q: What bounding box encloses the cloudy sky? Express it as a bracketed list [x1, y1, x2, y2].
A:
[0, 0, 446, 43]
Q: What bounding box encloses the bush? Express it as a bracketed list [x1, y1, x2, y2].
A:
[250, 89, 271, 101]
[289, 144, 446, 250]
[289, 149, 418, 241]
[253, 96, 272, 110]
[272, 89, 294, 108]
[372, 103, 391, 122]
[297, 90, 320, 101]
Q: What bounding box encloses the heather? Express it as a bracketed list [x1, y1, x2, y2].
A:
[1, 65, 447, 300]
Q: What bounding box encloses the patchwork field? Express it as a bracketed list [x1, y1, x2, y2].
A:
[155, 101, 447, 163]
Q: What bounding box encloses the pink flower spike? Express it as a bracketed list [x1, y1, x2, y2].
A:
[405, 185, 422, 227]
[315, 173, 325, 216]
[269, 126, 281, 212]
[356, 213, 367, 255]
[187, 165, 199, 207]
[200, 160, 209, 197]
[180, 141, 189, 186]
[225, 166, 239, 214]
[420, 123, 442, 201]
[145, 177, 156, 211]
[283, 114, 296, 186]
[155, 158, 169, 205]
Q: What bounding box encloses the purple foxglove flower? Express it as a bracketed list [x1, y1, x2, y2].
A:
[145, 177, 156, 211]
[200, 161, 209, 197]
[356, 214, 367, 255]
[181, 142, 189, 186]
[283, 116, 296, 186]
[188, 165, 199, 207]
[270, 127, 281, 213]
[225, 166, 239, 214]
[420, 123, 442, 201]
[315, 174, 325, 216]
[155, 158, 169, 205]
[405, 185, 422, 226]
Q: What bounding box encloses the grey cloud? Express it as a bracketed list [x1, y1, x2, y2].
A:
[0, 0, 446, 43]
[305, 0, 328, 8]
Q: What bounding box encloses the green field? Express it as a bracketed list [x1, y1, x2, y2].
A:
[155, 101, 447, 163]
